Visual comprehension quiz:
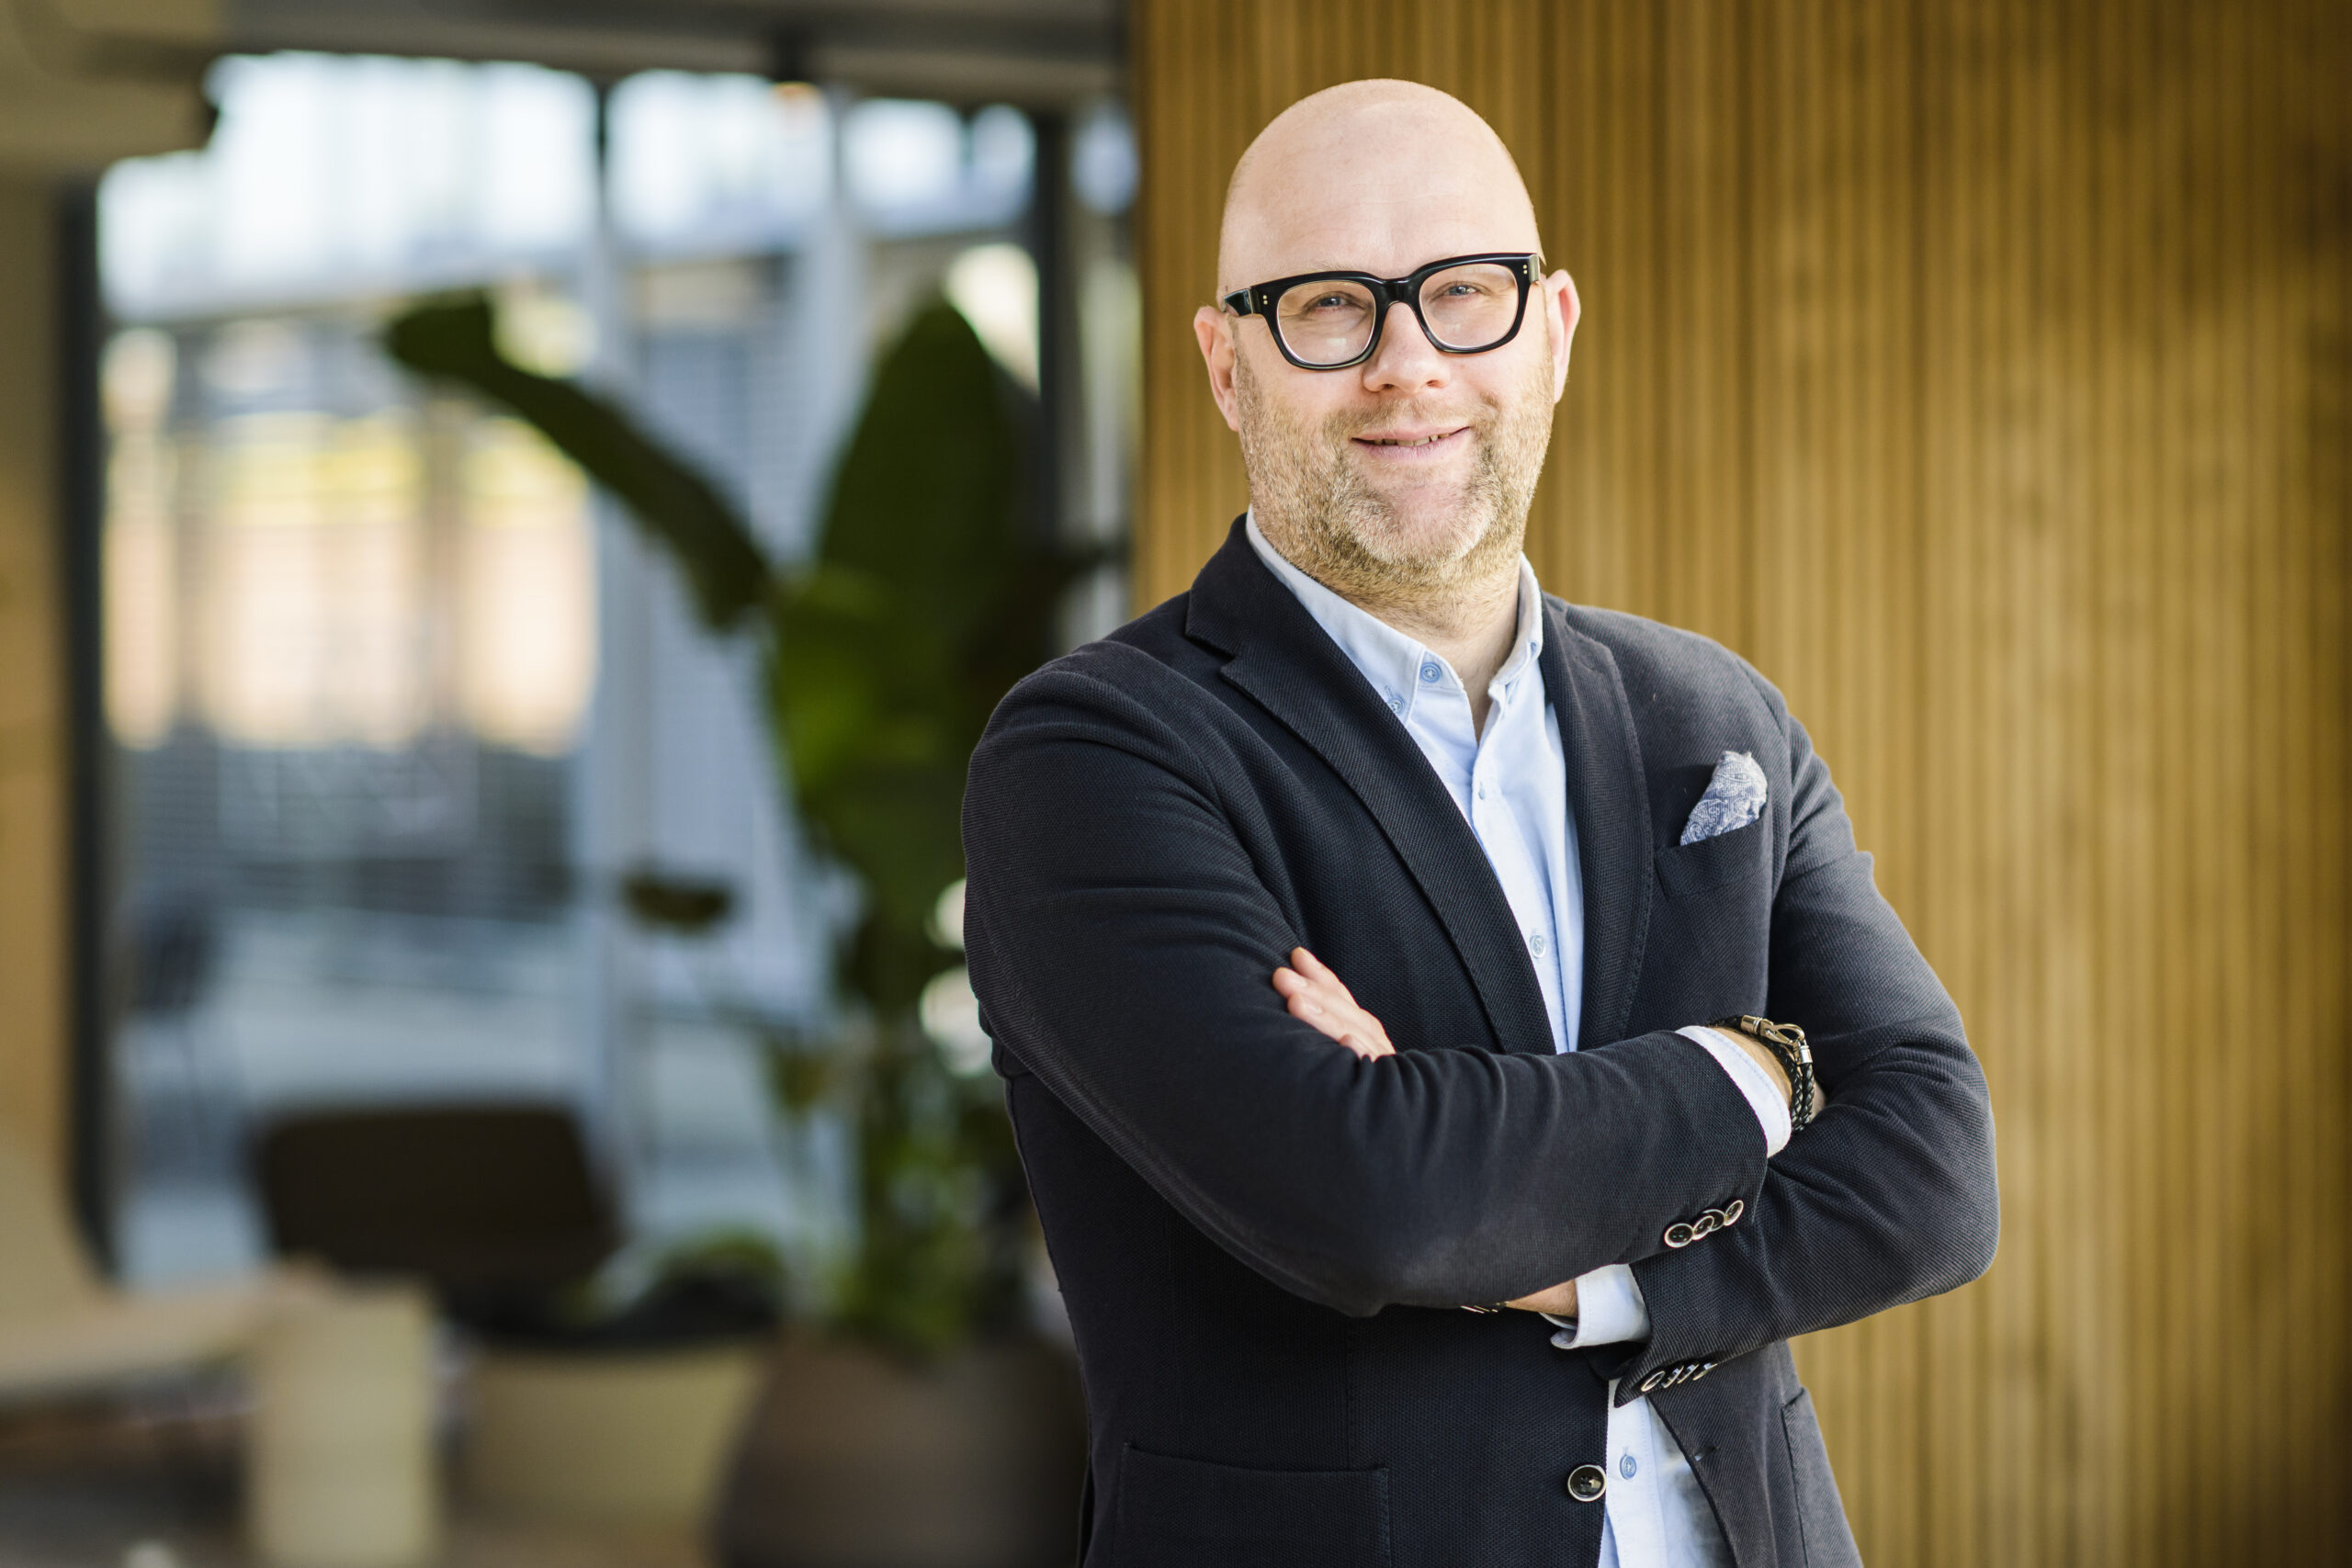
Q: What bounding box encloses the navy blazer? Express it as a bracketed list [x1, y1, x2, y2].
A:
[962, 519, 1997, 1568]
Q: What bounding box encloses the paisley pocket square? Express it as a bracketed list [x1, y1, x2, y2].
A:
[1679, 750, 1767, 845]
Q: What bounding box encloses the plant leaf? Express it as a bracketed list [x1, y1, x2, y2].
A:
[382, 294, 774, 634]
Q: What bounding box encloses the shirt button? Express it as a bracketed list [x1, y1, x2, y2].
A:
[1620, 1452, 1638, 1480]
[1565, 1464, 1607, 1503]
[1419, 660, 1442, 683]
[1529, 931, 1547, 957]
[1476, 782, 1489, 800]
[1385, 695, 1403, 714]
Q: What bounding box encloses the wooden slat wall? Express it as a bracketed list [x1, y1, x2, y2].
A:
[0, 178, 67, 1178]
[1130, 3, 2352, 1562]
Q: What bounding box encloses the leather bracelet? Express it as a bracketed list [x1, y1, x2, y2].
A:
[1711, 1014, 1817, 1134]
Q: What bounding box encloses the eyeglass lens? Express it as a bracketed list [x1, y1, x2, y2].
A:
[1273, 261, 1522, 367]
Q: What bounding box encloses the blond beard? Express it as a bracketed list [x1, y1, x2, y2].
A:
[1235, 343, 1555, 621]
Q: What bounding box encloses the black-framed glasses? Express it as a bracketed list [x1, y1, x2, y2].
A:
[1221, 252, 1543, 371]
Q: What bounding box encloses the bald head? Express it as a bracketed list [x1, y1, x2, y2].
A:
[1218, 80, 1542, 294]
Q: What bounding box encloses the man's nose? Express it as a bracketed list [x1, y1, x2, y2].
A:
[1360, 299, 1452, 392]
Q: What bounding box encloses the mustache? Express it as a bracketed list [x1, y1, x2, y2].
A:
[1327, 402, 1494, 441]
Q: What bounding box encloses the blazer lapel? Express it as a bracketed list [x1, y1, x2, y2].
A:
[1186, 522, 1555, 1056]
[1537, 601, 1654, 1051]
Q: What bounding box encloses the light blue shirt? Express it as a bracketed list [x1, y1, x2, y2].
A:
[1246, 515, 1784, 1568]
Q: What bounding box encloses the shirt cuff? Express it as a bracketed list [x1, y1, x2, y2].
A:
[1543, 1264, 1650, 1348]
[1678, 1024, 1792, 1156]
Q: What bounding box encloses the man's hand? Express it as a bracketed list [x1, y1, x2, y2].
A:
[1504, 1278, 1579, 1316]
[1272, 948, 1395, 1058]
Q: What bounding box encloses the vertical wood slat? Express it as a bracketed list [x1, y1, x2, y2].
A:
[0, 182, 68, 1174]
[1129, 4, 2352, 1562]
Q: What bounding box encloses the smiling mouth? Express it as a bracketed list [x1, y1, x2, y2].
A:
[1354, 428, 1468, 448]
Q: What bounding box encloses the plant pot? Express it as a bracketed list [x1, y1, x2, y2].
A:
[463, 1341, 765, 1528]
[708, 1335, 1085, 1568]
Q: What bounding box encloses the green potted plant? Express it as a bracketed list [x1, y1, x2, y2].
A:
[386, 290, 1094, 1565]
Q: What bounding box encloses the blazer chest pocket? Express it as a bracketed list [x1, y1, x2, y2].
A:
[1113, 1444, 1391, 1568]
[1655, 815, 1770, 898]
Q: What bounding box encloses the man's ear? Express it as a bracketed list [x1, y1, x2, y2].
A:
[1545, 270, 1581, 401]
[1194, 305, 1243, 433]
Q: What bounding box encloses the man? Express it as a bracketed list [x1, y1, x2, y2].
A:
[962, 80, 1996, 1568]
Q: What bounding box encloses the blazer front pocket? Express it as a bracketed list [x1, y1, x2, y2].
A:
[1779, 1388, 1862, 1568]
[1655, 815, 1770, 898]
[1113, 1443, 1391, 1568]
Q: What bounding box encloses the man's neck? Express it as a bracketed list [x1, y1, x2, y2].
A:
[1250, 511, 1529, 732]
[1353, 573, 1521, 733]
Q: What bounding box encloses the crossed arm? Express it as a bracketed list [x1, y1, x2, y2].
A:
[964, 676, 1780, 1317]
[1270, 946, 1799, 1319]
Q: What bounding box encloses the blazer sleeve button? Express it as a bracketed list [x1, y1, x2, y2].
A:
[1663, 1222, 1696, 1248]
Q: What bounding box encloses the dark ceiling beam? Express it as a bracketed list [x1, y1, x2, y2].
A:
[224, 0, 1122, 104]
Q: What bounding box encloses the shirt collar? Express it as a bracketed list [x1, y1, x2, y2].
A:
[1243, 510, 1545, 721]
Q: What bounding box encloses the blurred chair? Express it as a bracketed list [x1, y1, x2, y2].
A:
[250, 1102, 763, 1531]
[0, 1133, 300, 1408]
[250, 1104, 619, 1315]
[1, 1132, 439, 1567]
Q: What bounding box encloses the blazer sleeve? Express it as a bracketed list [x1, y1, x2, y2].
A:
[962, 658, 1770, 1318]
[1608, 674, 2000, 1398]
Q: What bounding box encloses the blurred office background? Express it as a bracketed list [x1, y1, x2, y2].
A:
[91, 49, 1136, 1297]
[5, 4, 1127, 1565]
[1, 2, 2347, 1567]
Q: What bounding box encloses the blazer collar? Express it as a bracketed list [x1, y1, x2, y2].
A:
[1536, 600, 1654, 1051]
[1187, 519, 1553, 1055]
[1187, 518, 1656, 1056]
